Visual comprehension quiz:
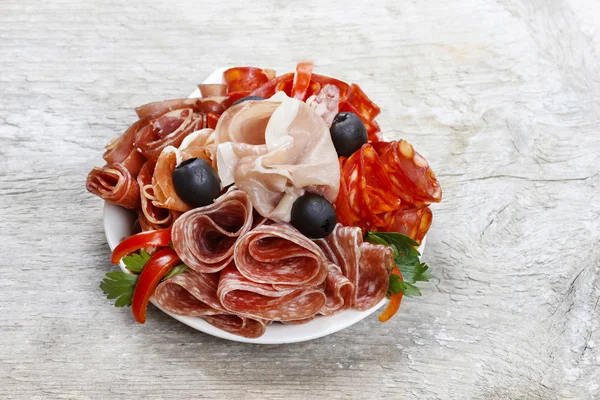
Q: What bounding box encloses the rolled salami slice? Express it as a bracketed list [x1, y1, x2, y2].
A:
[234, 223, 328, 287]
[324, 224, 393, 310]
[171, 190, 254, 273]
[155, 271, 267, 339]
[217, 263, 326, 322]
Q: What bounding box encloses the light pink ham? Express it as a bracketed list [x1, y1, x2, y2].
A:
[86, 164, 140, 210]
[323, 224, 393, 310]
[171, 190, 254, 273]
[217, 263, 326, 322]
[306, 84, 341, 127]
[137, 160, 171, 229]
[155, 271, 267, 338]
[214, 93, 340, 222]
[234, 223, 328, 287]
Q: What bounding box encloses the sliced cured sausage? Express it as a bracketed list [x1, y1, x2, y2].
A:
[324, 224, 393, 310]
[234, 223, 328, 287]
[171, 190, 254, 273]
[217, 263, 326, 322]
[155, 271, 267, 338]
[86, 164, 140, 210]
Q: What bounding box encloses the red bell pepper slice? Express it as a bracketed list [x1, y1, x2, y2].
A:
[110, 229, 172, 264]
[131, 247, 180, 324]
[378, 269, 404, 322]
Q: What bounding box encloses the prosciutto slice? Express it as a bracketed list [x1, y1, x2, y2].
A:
[137, 160, 171, 229]
[322, 224, 393, 310]
[152, 129, 216, 212]
[155, 271, 267, 338]
[218, 263, 326, 322]
[214, 93, 340, 222]
[86, 164, 140, 210]
[136, 109, 206, 161]
[234, 223, 328, 287]
[172, 190, 254, 273]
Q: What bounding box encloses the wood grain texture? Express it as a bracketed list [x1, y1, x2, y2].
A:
[1, 0, 599, 398]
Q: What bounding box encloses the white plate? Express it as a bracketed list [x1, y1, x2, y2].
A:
[103, 67, 425, 344]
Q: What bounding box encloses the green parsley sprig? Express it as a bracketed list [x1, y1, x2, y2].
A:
[100, 251, 189, 307]
[365, 232, 432, 297]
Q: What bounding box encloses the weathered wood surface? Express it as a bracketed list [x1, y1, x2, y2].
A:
[1, 0, 599, 398]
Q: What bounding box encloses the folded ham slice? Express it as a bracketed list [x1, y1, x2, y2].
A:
[155, 271, 267, 338]
[171, 190, 254, 273]
[234, 223, 328, 287]
[214, 93, 340, 222]
[137, 160, 172, 229]
[86, 164, 140, 210]
[319, 224, 393, 310]
[217, 263, 326, 322]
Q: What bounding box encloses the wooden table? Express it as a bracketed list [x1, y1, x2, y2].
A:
[2, 0, 599, 398]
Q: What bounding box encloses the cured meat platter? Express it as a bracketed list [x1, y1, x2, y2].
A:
[90, 64, 441, 344]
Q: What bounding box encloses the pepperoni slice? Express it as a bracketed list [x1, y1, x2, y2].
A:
[378, 206, 433, 243]
[249, 72, 294, 98]
[291, 62, 314, 100]
[340, 83, 381, 122]
[222, 67, 270, 94]
[311, 74, 351, 102]
[376, 140, 442, 205]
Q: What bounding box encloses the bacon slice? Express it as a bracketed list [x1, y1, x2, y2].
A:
[324, 224, 393, 310]
[155, 271, 267, 338]
[234, 223, 328, 287]
[171, 190, 254, 273]
[217, 263, 326, 322]
[86, 164, 140, 210]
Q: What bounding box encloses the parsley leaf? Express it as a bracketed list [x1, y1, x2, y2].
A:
[163, 264, 189, 280]
[99, 271, 138, 307]
[366, 231, 432, 297]
[122, 251, 151, 273]
[389, 274, 422, 296]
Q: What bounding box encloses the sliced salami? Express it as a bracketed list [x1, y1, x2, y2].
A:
[155, 271, 267, 338]
[217, 263, 326, 322]
[324, 224, 393, 310]
[171, 190, 254, 273]
[234, 223, 328, 287]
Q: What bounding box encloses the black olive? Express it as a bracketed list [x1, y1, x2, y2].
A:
[232, 95, 265, 106]
[172, 158, 221, 208]
[329, 112, 368, 157]
[290, 193, 337, 239]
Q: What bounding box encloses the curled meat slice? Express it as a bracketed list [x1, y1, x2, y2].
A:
[306, 84, 340, 127]
[291, 62, 314, 100]
[339, 83, 381, 122]
[249, 73, 294, 98]
[172, 190, 254, 273]
[136, 109, 205, 161]
[86, 164, 140, 210]
[234, 223, 328, 287]
[155, 271, 267, 338]
[152, 129, 216, 212]
[218, 264, 326, 322]
[379, 206, 432, 244]
[137, 160, 171, 229]
[321, 262, 354, 315]
[102, 118, 147, 176]
[135, 98, 203, 119]
[324, 224, 393, 310]
[198, 83, 227, 97]
[376, 140, 442, 205]
[223, 67, 270, 93]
